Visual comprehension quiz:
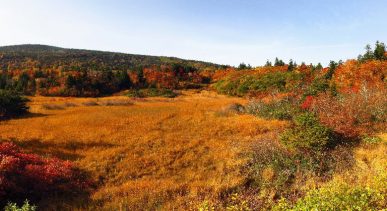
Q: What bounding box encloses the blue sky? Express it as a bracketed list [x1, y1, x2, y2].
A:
[0, 0, 386, 66]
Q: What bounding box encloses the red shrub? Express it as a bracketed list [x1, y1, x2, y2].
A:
[310, 87, 386, 138]
[0, 142, 91, 202]
[301, 96, 314, 110]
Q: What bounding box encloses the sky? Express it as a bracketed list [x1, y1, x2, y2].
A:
[0, 0, 386, 66]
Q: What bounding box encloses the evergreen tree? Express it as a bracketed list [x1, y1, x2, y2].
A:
[274, 57, 285, 66]
[316, 63, 323, 70]
[324, 61, 338, 80]
[238, 63, 247, 70]
[374, 41, 386, 60]
[116, 70, 131, 89]
[265, 60, 272, 67]
[288, 59, 295, 71]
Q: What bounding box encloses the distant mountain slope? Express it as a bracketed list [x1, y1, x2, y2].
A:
[0, 44, 223, 71]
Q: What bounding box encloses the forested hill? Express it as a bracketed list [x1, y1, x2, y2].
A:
[0, 44, 227, 97]
[0, 44, 223, 71]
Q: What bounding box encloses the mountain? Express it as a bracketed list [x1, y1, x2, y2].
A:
[0, 44, 224, 71]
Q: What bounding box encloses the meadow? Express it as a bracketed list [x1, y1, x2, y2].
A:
[0, 90, 287, 210]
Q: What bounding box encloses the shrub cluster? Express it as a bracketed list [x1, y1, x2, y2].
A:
[126, 88, 177, 98]
[311, 88, 386, 138]
[245, 98, 300, 120]
[0, 142, 91, 206]
[214, 71, 302, 96]
[273, 182, 386, 210]
[280, 112, 335, 152]
[0, 90, 29, 119]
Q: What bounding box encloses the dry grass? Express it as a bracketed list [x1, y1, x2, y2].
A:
[0, 90, 287, 210]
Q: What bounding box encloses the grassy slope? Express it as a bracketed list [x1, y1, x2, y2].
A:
[0, 90, 286, 209]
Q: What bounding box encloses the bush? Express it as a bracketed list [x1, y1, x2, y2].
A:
[0, 142, 91, 205]
[243, 139, 354, 210]
[126, 88, 177, 98]
[311, 87, 386, 138]
[82, 101, 99, 106]
[99, 99, 134, 106]
[0, 90, 29, 119]
[245, 98, 300, 120]
[4, 200, 37, 211]
[280, 112, 334, 152]
[273, 182, 386, 211]
[41, 103, 65, 110]
[216, 103, 245, 116]
[361, 135, 382, 145]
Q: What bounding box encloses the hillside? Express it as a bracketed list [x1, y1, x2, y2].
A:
[0, 44, 223, 71]
[0, 44, 226, 97]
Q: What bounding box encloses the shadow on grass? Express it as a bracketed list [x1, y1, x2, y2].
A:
[10, 138, 117, 161]
[0, 112, 50, 121]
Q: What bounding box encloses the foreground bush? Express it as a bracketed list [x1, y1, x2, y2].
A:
[0, 90, 29, 119]
[280, 112, 335, 152]
[0, 142, 91, 205]
[273, 181, 386, 211]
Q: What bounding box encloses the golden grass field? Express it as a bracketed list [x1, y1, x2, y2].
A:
[0, 90, 288, 210]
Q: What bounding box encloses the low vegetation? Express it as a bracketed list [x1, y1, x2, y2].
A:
[126, 88, 178, 98]
[0, 142, 91, 208]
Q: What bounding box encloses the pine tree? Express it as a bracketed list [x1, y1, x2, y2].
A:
[374, 41, 386, 60]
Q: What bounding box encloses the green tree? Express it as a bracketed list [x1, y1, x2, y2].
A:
[116, 70, 132, 89]
[374, 41, 386, 60]
[288, 59, 295, 71]
[315, 63, 323, 70]
[324, 61, 337, 80]
[265, 60, 272, 67]
[237, 63, 247, 70]
[274, 57, 285, 66]
[0, 89, 29, 119]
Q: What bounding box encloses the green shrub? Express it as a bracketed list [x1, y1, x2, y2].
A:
[362, 136, 382, 145]
[245, 98, 300, 120]
[126, 88, 177, 98]
[0, 89, 29, 119]
[4, 200, 37, 211]
[214, 72, 302, 97]
[249, 72, 288, 92]
[272, 182, 386, 211]
[225, 193, 250, 211]
[213, 78, 240, 96]
[280, 112, 334, 152]
[249, 142, 322, 187]
[198, 200, 215, 211]
[302, 78, 329, 97]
